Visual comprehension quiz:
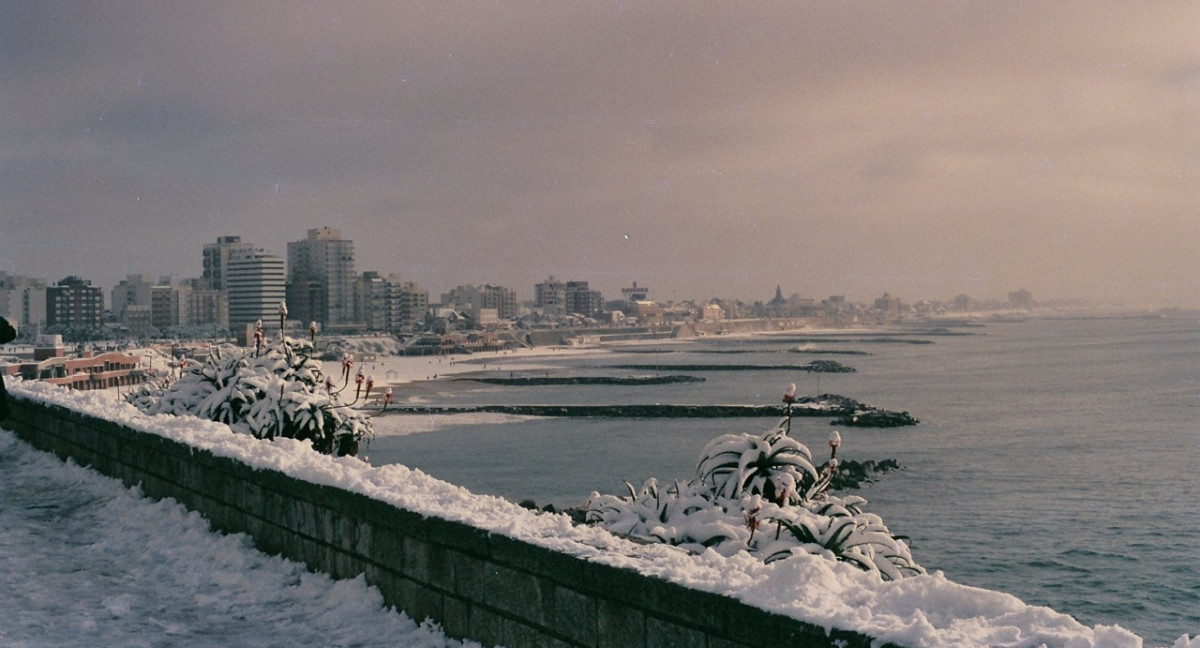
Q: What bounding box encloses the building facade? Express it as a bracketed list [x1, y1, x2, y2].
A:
[111, 274, 154, 325]
[387, 278, 429, 334]
[226, 249, 287, 331]
[564, 280, 603, 317]
[185, 282, 229, 330]
[287, 227, 356, 328]
[441, 284, 518, 321]
[46, 276, 104, 329]
[203, 236, 255, 291]
[0, 273, 47, 332]
[534, 276, 566, 314]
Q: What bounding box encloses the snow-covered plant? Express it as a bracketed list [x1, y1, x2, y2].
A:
[126, 338, 372, 456]
[757, 494, 923, 581]
[587, 478, 749, 555]
[586, 419, 923, 581]
[697, 426, 828, 505]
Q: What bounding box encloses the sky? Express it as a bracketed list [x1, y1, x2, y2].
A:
[1, 1, 1196, 309]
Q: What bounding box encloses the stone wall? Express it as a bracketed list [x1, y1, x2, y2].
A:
[5, 396, 896, 648]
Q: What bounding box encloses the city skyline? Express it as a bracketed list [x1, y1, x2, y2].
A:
[0, 227, 1166, 312]
[1, 3, 1195, 309]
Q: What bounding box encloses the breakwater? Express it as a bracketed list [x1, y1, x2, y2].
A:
[386, 403, 787, 418]
[384, 394, 919, 427]
[608, 361, 856, 373]
[455, 375, 705, 386]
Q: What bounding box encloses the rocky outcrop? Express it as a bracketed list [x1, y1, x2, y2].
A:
[833, 409, 920, 428]
[826, 459, 903, 489]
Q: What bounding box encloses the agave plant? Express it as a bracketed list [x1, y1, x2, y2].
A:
[697, 421, 827, 505]
[586, 415, 924, 581]
[127, 338, 372, 456]
[586, 478, 749, 555]
[757, 495, 923, 581]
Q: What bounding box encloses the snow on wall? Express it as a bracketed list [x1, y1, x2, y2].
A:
[7, 380, 1173, 648]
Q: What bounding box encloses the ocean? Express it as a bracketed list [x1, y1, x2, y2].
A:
[368, 316, 1200, 645]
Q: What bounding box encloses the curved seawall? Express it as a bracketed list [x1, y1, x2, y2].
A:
[4, 394, 896, 648]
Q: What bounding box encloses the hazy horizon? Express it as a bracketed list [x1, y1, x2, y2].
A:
[2, 2, 1196, 309]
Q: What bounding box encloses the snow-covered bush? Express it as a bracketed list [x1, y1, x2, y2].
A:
[697, 428, 829, 505]
[126, 338, 372, 456]
[587, 420, 923, 581]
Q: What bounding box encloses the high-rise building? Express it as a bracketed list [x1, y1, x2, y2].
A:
[46, 276, 104, 329]
[0, 272, 47, 332]
[287, 227, 356, 328]
[441, 284, 517, 320]
[535, 276, 566, 314]
[202, 236, 254, 291]
[352, 271, 429, 334]
[564, 280, 603, 317]
[150, 278, 193, 331]
[184, 280, 229, 330]
[111, 274, 154, 324]
[226, 249, 286, 331]
[355, 271, 387, 332]
[387, 277, 428, 334]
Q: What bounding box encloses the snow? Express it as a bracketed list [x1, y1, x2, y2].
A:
[8, 379, 1196, 648]
[0, 424, 483, 648]
[345, 346, 609, 393]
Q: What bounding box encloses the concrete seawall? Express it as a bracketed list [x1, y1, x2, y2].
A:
[5, 395, 897, 648]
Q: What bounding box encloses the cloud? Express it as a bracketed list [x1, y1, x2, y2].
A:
[0, 1, 1195, 308]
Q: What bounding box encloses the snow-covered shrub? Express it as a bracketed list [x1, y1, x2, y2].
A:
[126, 338, 372, 456]
[587, 420, 923, 581]
[697, 428, 828, 505]
[587, 478, 750, 554]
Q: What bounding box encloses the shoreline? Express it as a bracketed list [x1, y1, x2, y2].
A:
[354, 323, 886, 393]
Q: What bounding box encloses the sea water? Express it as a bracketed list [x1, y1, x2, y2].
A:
[369, 316, 1200, 645]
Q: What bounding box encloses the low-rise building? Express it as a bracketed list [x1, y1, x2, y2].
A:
[2, 336, 145, 391]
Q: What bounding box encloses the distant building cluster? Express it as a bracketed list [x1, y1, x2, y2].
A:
[0, 226, 1041, 346]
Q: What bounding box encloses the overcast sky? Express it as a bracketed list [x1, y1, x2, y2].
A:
[1, 1, 1196, 308]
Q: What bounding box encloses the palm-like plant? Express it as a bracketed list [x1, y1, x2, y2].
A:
[697, 423, 826, 505]
[586, 415, 924, 581]
[127, 338, 372, 456]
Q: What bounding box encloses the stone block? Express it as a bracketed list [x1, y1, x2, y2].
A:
[441, 596, 471, 640]
[553, 584, 597, 647]
[597, 599, 645, 648]
[646, 616, 705, 648]
[487, 564, 552, 626]
[403, 537, 454, 591]
[725, 607, 835, 646]
[424, 516, 490, 557]
[488, 533, 585, 587]
[371, 524, 406, 574]
[352, 518, 373, 556]
[466, 604, 508, 648]
[399, 578, 444, 625]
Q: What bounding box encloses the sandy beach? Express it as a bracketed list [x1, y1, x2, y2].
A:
[350, 344, 611, 391]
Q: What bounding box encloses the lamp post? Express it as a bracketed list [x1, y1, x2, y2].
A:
[278, 302, 288, 338]
[782, 383, 796, 433]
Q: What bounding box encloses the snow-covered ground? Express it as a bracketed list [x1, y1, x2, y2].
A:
[0, 425, 484, 648]
[355, 345, 608, 391]
[10, 380, 1197, 648]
